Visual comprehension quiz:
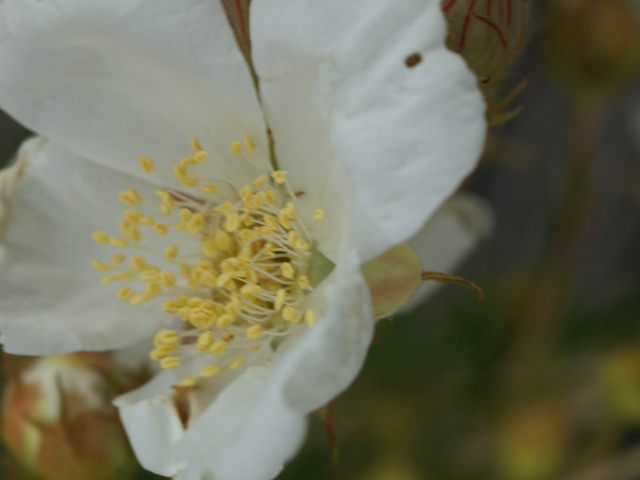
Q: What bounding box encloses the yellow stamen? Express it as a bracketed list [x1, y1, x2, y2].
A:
[246, 326, 263, 339]
[243, 136, 255, 154]
[282, 306, 301, 323]
[201, 184, 219, 195]
[230, 141, 243, 156]
[130, 293, 151, 306]
[199, 365, 221, 378]
[139, 156, 155, 172]
[160, 357, 181, 369]
[179, 376, 198, 387]
[117, 288, 135, 302]
[271, 171, 287, 184]
[190, 137, 203, 152]
[209, 341, 228, 356]
[298, 276, 310, 290]
[280, 262, 295, 279]
[305, 308, 316, 327]
[92, 231, 110, 244]
[229, 357, 245, 370]
[92, 259, 110, 272]
[313, 209, 325, 221]
[164, 245, 179, 260]
[274, 289, 286, 311]
[109, 237, 130, 248]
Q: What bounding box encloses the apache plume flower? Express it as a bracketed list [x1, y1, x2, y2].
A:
[0, 0, 488, 478]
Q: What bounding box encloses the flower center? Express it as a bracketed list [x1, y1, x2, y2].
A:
[92, 137, 325, 387]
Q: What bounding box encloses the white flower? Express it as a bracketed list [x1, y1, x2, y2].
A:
[0, 0, 487, 479]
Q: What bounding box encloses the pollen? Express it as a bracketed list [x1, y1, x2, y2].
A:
[95, 137, 324, 385]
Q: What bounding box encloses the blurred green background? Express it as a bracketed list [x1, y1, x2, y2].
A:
[3, 1, 640, 479]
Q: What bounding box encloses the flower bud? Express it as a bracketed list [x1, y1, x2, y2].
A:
[443, 0, 529, 81]
[1, 353, 137, 480]
[544, 0, 640, 100]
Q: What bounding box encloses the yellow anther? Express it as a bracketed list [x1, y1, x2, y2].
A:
[162, 300, 180, 314]
[264, 243, 275, 258]
[280, 262, 295, 279]
[109, 236, 130, 248]
[131, 255, 147, 271]
[145, 282, 162, 296]
[216, 314, 234, 328]
[110, 254, 126, 266]
[149, 349, 164, 361]
[199, 365, 221, 378]
[282, 306, 301, 323]
[305, 308, 316, 327]
[215, 230, 232, 251]
[230, 141, 243, 156]
[190, 136, 203, 152]
[154, 329, 180, 345]
[92, 231, 110, 244]
[240, 213, 254, 227]
[117, 287, 135, 302]
[224, 302, 239, 318]
[240, 284, 262, 296]
[215, 202, 235, 213]
[187, 214, 205, 235]
[160, 357, 181, 369]
[92, 259, 110, 272]
[123, 224, 141, 243]
[154, 224, 169, 235]
[277, 209, 292, 230]
[201, 184, 219, 195]
[225, 212, 241, 232]
[271, 171, 287, 184]
[122, 188, 143, 205]
[180, 176, 198, 187]
[156, 343, 177, 355]
[164, 245, 179, 260]
[298, 276, 310, 290]
[295, 239, 309, 251]
[240, 184, 253, 203]
[287, 230, 299, 246]
[159, 271, 176, 287]
[243, 136, 256, 154]
[130, 293, 151, 306]
[246, 268, 258, 284]
[100, 274, 120, 285]
[274, 289, 286, 311]
[229, 357, 245, 370]
[246, 325, 263, 339]
[139, 216, 155, 226]
[252, 175, 267, 188]
[180, 263, 192, 279]
[179, 376, 198, 387]
[178, 306, 191, 321]
[202, 238, 218, 258]
[139, 156, 155, 173]
[196, 331, 214, 351]
[313, 208, 325, 221]
[209, 341, 228, 356]
[124, 210, 144, 223]
[194, 151, 208, 163]
[215, 272, 233, 288]
[265, 188, 276, 204]
[140, 270, 159, 282]
[179, 208, 192, 221]
[284, 202, 295, 219]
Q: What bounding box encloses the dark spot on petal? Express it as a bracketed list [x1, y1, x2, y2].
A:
[405, 53, 422, 68]
[294, 191, 305, 197]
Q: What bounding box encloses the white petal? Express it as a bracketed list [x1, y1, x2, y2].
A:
[252, 0, 486, 262]
[402, 193, 494, 311]
[172, 250, 374, 480]
[0, 0, 267, 182]
[0, 138, 175, 355]
[114, 370, 190, 477]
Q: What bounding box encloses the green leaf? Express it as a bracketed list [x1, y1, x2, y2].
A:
[307, 245, 336, 288]
[361, 243, 422, 319]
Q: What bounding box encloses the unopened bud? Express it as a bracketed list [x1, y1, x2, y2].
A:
[443, 0, 529, 81]
[1, 353, 137, 480]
